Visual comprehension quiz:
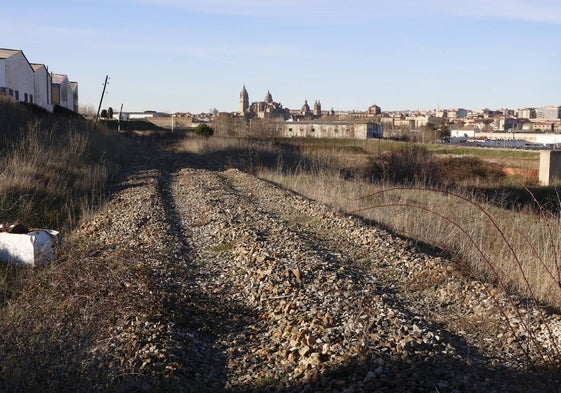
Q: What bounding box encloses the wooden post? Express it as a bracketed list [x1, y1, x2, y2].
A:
[94, 75, 109, 131]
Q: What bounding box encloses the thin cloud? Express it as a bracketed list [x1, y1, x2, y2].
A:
[124, 0, 307, 17]
[126, 0, 561, 23]
[417, 0, 561, 23]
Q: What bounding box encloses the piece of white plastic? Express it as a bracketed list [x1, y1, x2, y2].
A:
[0, 230, 60, 267]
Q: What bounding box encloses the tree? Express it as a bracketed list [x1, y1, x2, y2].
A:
[437, 124, 451, 142]
[247, 118, 281, 138]
[194, 123, 214, 137]
[212, 113, 247, 136]
[424, 117, 449, 143]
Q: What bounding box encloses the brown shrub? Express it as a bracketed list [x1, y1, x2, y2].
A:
[364, 147, 507, 187]
[435, 155, 506, 186]
[364, 145, 437, 184]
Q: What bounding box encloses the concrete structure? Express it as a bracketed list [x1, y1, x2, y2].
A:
[539, 150, 561, 186]
[531, 120, 561, 133]
[278, 121, 383, 139]
[455, 108, 468, 118]
[0, 49, 35, 104]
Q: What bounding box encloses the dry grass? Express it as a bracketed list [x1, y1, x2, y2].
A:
[0, 101, 134, 286]
[0, 101, 145, 391]
[178, 136, 561, 310]
[261, 165, 561, 309]
[0, 114, 132, 230]
[0, 238, 164, 391]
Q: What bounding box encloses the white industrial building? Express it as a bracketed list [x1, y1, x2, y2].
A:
[277, 121, 383, 140]
[51, 73, 74, 112]
[31, 63, 53, 111]
[0, 49, 35, 105]
[0, 48, 77, 113]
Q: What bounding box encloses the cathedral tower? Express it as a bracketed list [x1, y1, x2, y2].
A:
[301, 100, 311, 117]
[314, 100, 322, 117]
[240, 85, 249, 115]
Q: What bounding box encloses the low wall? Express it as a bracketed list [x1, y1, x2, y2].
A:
[539, 150, 561, 185]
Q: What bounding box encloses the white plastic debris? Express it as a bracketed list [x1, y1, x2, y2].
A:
[0, 230, 60, 267]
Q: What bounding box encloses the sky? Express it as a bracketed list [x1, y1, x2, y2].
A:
[3, 0, 561, 114]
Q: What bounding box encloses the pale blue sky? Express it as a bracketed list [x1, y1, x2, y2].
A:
[3, 0, 561, 113]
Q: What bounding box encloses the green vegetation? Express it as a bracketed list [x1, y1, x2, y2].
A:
[428, 144, 538, 159]
[194, 122, 214, 137]
[211, 242, 234, 253]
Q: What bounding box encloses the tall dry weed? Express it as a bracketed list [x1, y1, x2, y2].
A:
[0, 114, 130, 230]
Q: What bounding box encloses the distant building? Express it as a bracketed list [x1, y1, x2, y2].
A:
[456, 108, 468, 118]
[278, 121, 383, 140]
[492, 116, 520, 131]
[368, 104, 381, 116]
[238, 86, 328, 121]
[345, 105, 382, 120]
[239, 85, 249, 115]
[537, 105, 561, 120]
[301, 100, 312, 117]
[313, 100, 322, 116]
[239, 86, 289, 119]
[517, 108, 536, 119]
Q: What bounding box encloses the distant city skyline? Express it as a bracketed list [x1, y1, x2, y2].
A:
[3, 0, 561, 113]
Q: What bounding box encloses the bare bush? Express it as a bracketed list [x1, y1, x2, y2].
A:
[365, 144, 437, 184]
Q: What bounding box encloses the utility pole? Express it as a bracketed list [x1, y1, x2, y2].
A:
[94, 75, 109, 131]
[118, 103, 123, 132]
